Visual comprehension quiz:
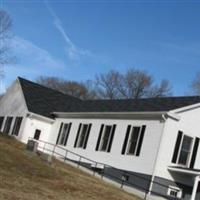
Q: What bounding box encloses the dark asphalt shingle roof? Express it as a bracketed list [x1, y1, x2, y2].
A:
[18, 77, 200, 118]
[18, 77, 81, 118]
[81, 96, 200, 113]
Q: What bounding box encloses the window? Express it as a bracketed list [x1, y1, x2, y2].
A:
[100, 125, 113, 151]
[178, 135, 193, 166]
[3, 117, 13, 134]
[0, 117, 4, 131]
[11, 117, 23, 136]
[95, 124, 116, 152]
[172, 131, 198, 167]
[167, 186, 182, 198]
[74, 123, 92, 149]
[121, 125, 146, 156]
[57, 123, 72, 146]
[127, 127, 141, 154]
[34, 129, 41, 140]
[77, 124, 90, 148]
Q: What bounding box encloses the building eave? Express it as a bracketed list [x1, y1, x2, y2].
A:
[52, 111, 167, 120]
[27, 112, 55, 124]
[170, 102, 200, 114]
[168, 166, 200, 176]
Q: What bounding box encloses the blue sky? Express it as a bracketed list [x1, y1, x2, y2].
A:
[1, 0, 200, 95]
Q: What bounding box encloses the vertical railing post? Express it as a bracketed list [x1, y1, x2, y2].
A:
[43, 142, 46, 152]
[52, 144, 56, 156]
[77, 156, 81, 168]
[101, 166, 104, 179]
[93, 162, 97, 176]
[64, 150, 68, 162]
[120, 179, 124, 189]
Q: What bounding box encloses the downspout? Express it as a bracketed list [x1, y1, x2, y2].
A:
[148, 114, 168, 195]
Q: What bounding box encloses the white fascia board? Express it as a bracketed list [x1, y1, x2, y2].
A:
[170, 103, 200, 114]
[52, 111, 166, 120]
[17, 78, 29, 112]
[166, 112, 181, 121]
[27, 112, 55, 124]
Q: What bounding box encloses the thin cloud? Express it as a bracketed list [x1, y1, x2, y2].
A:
[10, 36, 66, 71]
[44, 0, 92, 61]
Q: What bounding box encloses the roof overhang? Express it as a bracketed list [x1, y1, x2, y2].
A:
[52, 111, 167, 120]
[168, 166, 200, 176]
[27, 112, 55, 124]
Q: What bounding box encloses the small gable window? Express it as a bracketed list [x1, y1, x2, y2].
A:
[34, 129, 41, 140]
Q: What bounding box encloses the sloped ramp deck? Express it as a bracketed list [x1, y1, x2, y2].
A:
[33, 138, 178, 200]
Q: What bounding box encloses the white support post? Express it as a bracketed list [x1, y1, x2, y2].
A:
[191, 176, 200, 200]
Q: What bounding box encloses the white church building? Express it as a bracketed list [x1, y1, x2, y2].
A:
[1, 77, 200, 200]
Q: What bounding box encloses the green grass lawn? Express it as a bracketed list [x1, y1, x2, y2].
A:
[0, 134, 141, 200]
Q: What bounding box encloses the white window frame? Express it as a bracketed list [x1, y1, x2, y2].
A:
[167, 186, 182, 199]
[58, 123, 71, 146]
[126, 126, 142, 155]
[176, 134, 194, 167]
[99, 125, 114, 152]
[77, 124, 90, 148]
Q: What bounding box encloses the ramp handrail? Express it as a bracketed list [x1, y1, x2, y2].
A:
[28, 137, 181, 200]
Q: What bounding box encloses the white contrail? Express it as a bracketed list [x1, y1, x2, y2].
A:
[44, 0, 91, 60]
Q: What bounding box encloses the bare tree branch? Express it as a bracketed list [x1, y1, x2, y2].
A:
[147, 79, 172, 98]
[95, 68, 172, 99]
[95, 70, 122, 99]
[191, 73, 200, 95]
[36, 76, 98, 100]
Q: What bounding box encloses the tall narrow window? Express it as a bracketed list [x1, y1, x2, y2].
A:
[127, 127, 140, 154]
[172, 131, 198, 168]
[0, 117, 4, 131]
[3, 117, 13, 134]
[121, 125, 146, 156]
[100, 125, 112, 151]
[75, 124, 92, 149]
[12, 117, 23, 136]
[57, 123, 72, 146]
[178, 135, 193, 166]
[96, 124, 116, 152]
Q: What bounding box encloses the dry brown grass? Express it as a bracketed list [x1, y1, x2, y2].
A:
[0, 135, 141, 200]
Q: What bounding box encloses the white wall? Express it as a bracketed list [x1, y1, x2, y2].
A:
[0, 79, 28, 139]
[154, 107, 200, 186]
[48, 117, 164, 176]
[21, 117, 53, 144]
